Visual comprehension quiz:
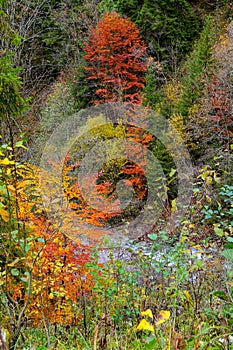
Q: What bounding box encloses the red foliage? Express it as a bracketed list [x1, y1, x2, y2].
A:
[9, 165, 94, 327]
[207, 76, 233, 143]
[26, 225, 92, 326]
[84, 12, 147, 104]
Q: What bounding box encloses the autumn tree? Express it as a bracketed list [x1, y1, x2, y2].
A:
[84, 11, 147, 105]
[3, 161, 93, 347]
[71, 14, 154, 234]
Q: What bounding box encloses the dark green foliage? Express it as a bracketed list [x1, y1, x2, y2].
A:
[178, 17, 215, 118]
[142, 61, 163, 109]
[0, 7, 27, 122]
[0, 54, 27, 122]
[69, 61, 94, 111]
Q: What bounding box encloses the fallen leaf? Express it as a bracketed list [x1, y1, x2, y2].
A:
[137, 319, 154, 333]
[155, 310, 170, 326]
[141, 308, 153, 319]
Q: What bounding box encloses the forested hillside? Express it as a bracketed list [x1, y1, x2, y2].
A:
[0, 0, 233, 349]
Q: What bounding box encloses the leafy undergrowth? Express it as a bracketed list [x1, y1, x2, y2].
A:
[18, 232, 233, 350]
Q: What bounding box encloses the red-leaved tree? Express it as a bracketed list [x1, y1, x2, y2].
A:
[84, 11, 147, 105]
[61, 13, 151, 236]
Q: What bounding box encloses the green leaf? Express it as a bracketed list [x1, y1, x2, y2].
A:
[147, 233, 158, 240]
[169, 168, 177, 177]
[212, 290, 228, 301]
[144, 337, 157, 350]
[15, 140, 27, 149]
[11, 268, 19, 276]
[221, 249, 233, 262]
[119, 267, 125, 275]
[20, 242, 30, 252]
[214, 226, 225, 237]
[223, 243, 233, 249]
[20, 277, 28, 283]
[195, 259, 203, 268]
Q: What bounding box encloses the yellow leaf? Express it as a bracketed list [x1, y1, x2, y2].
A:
[137, 319, 154, 333]
[0, 158, 14, 165]
[0, 208, 9, 222]
[205, 176, 212, 185]
[48, 293, 54, 299]
[171, 199, 177, 212]
[141, 308, 153, 319]
[189, 223, 195, 228]
[6, 168, 12, 176]
[7, 258, 20, 267]
[7, 185, 16, 192]
[183, 290, 192, 302]
[155, 310, 170, 326]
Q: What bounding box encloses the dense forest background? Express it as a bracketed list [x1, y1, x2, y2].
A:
[0, 0, 233, 349]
